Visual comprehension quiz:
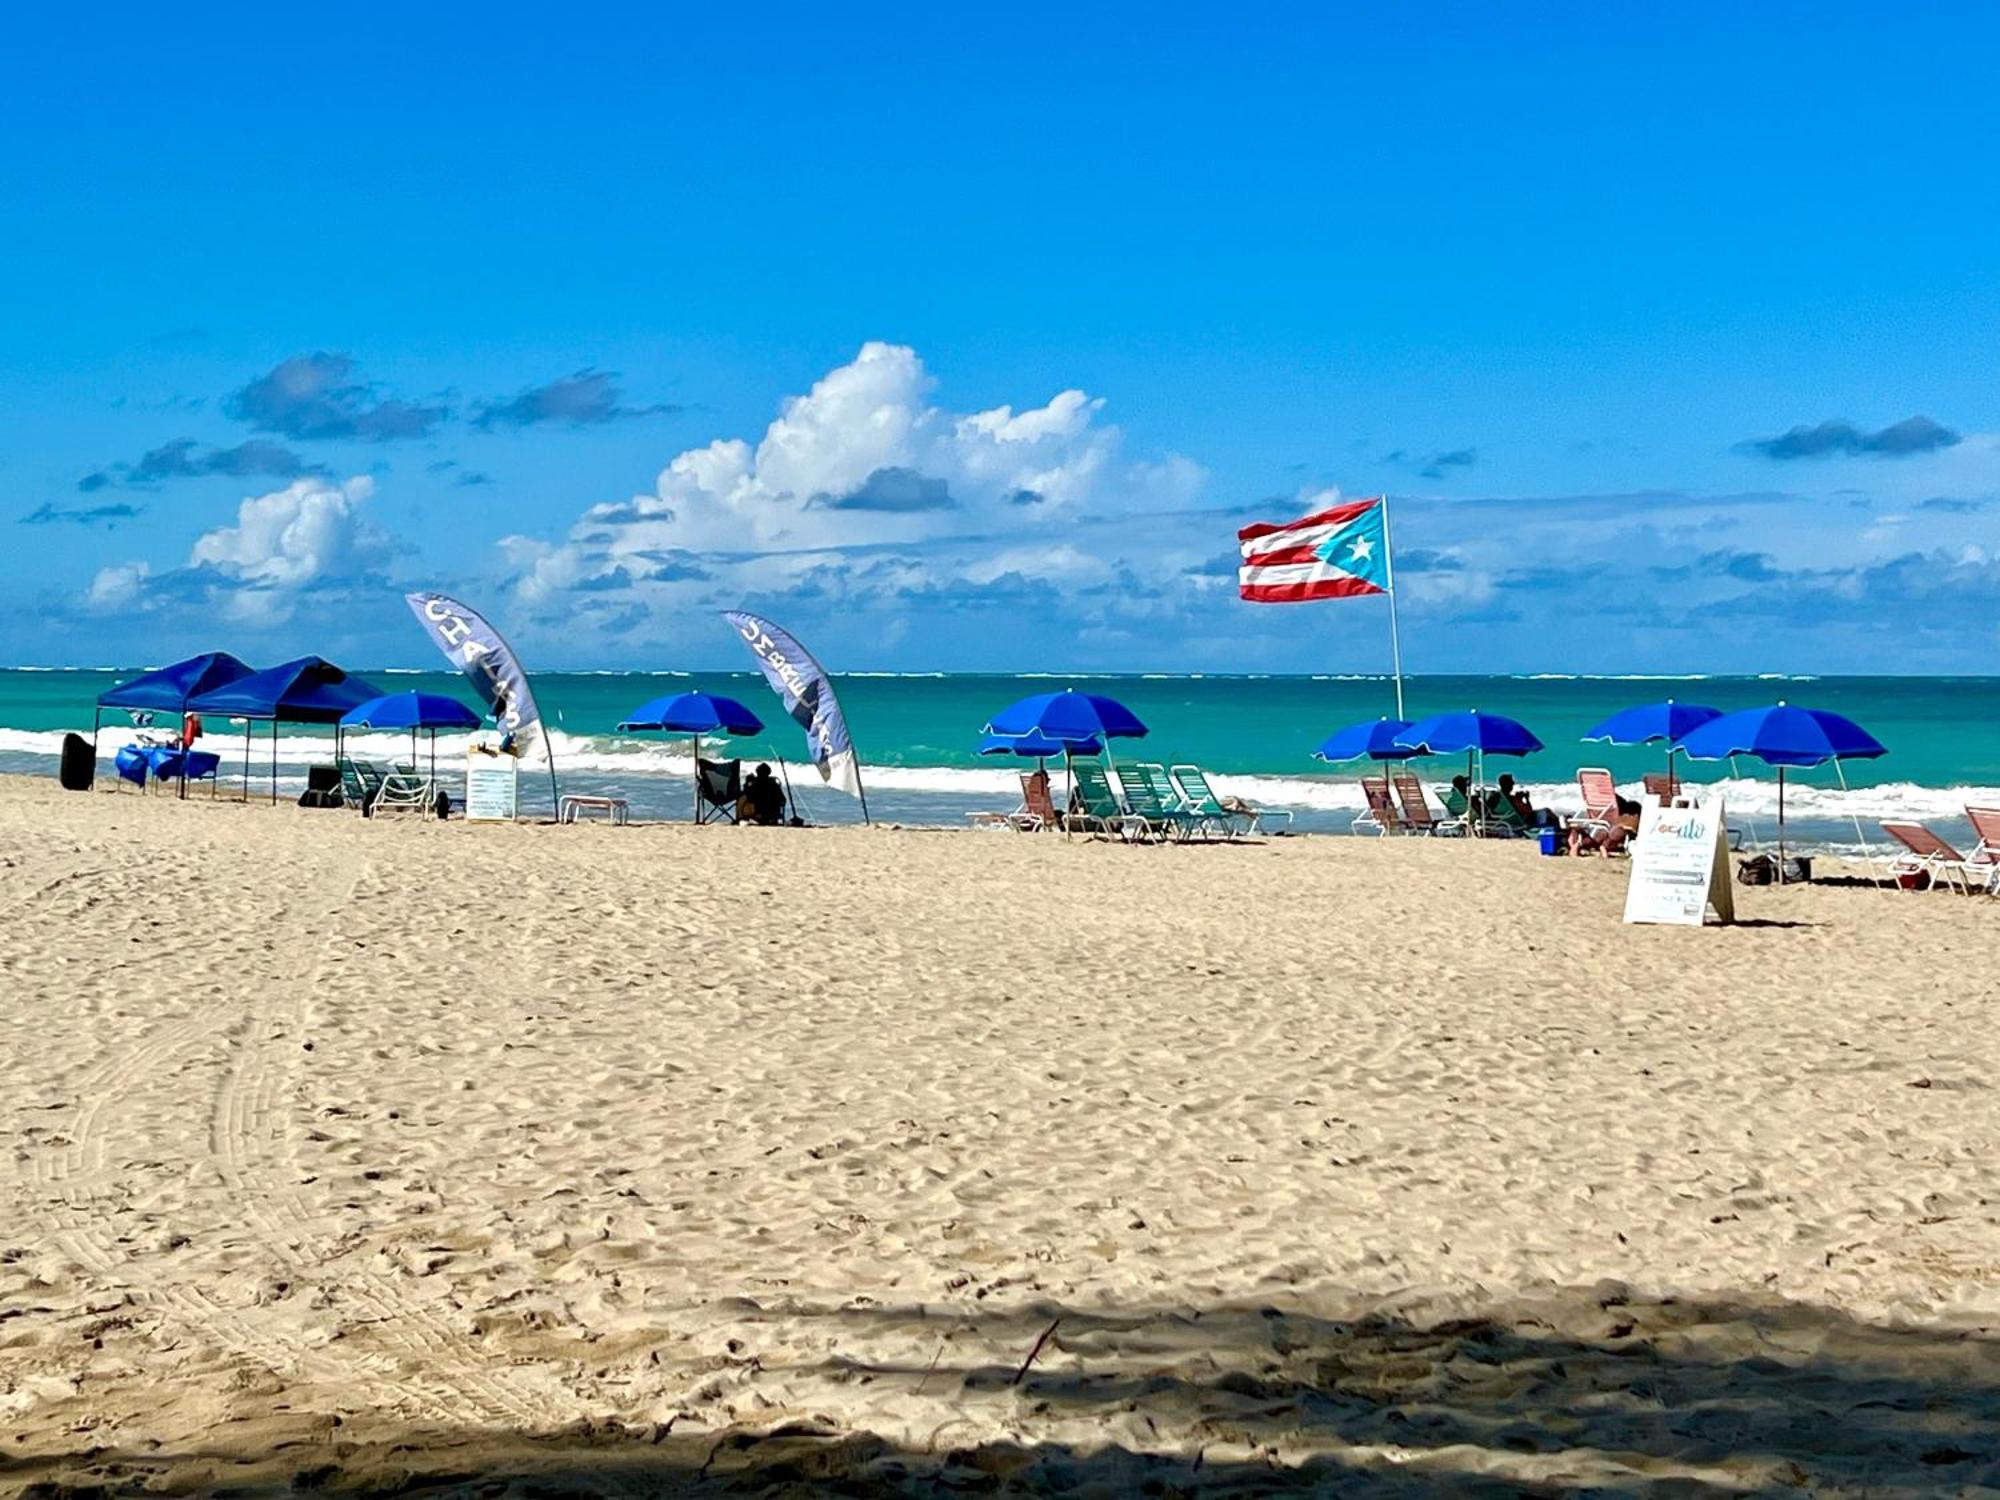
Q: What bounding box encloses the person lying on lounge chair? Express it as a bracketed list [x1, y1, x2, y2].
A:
[1569, 813, 1635, 856]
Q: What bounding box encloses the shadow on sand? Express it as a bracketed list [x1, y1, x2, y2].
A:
[7, 1290, 1999, 1496]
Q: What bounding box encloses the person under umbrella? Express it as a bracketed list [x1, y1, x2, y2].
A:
[1581, 699, 1723, 799]
[618, 690, 766, 822]
[1393, 710, 1543, 837]
[1674, 701, 1886, 879]
[983, 689, 1148, 836]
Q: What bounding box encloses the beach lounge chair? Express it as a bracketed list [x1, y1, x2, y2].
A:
[696, 758, 741, 824]
[1967, 806, 2000, 894]
[337, 757, 387, 815]
[1437, 782, 1473, 834]
[1642, 772, 1678, 803]
[1070, 760, 1144, 840]
[1353, 775, 1399, 835]
[1168, 763, 1280, 838]
[1570, 768, 1620, 837]
[1115, 761, 1205, 842]
[967, 770, 1049, 832]
[371, 765, 437, 816]
[1879, 821, 1977, 893]
[1481, 792, 1534, 838]
[1396, 773, 1455, 836]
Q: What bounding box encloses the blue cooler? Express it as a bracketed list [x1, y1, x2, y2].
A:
[1538, 826, 1562, 856]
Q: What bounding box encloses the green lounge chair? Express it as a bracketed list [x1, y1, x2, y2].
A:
[1170, 763, 1289, 838]
[1070, 760, 1146, 840]
[1115, 761, 1204, 842]
[338, 757, 387, 816]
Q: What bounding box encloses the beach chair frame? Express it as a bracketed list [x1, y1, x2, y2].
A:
[1878, 821, 1975, 894]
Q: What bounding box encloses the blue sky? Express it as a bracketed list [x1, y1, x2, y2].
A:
[4, 3, 1997, 673]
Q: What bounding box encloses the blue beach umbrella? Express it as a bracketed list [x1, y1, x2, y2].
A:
[341, 690, 483, 791]
[1313, 717, 1419, 763]
[619, 691, 767, 821]
[977, 729, 1104, 759]
[983, 688, 1148, 743]
[1583, 699, 1723, 791]
[1675, 702, 1886, 864]
[1395, 711, 1542, 835]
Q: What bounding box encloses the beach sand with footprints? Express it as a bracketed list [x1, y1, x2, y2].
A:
[3, 775, 1998, 1494]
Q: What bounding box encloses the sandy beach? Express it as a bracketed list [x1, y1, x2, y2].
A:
[3, 774, 1998, 1495]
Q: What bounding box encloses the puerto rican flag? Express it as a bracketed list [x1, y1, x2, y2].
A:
[1237, 497, 1391, 603]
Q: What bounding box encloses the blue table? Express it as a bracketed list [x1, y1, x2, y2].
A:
[115, 745, 222, 790]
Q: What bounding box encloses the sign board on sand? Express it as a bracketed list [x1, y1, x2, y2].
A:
[1623, 796, 1734, 927]
[464, 750, 520, 823]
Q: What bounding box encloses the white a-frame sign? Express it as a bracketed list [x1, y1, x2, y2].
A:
[1623, 796, 1735, 926]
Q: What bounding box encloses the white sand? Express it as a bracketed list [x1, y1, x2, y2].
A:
[3, 775, 1998, 1494]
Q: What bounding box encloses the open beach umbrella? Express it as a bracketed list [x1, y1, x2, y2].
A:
[1312, 717, 1419, 763]
[340, 691, 482, 803]
[977, 729, 1104, 760]
[1674, 702, 1886, 868]
[618, 691, 765, 821]
[1395, 711, 1543, 836]
[1582, 699, 1722, 792]
[983, 689, 1146, 835]
[983, 688, 1148, 743]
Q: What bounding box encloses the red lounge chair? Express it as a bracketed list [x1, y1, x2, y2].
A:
[1643, 772, 1678, 803]
[1967, 806, 2000, 894]
[1570, 768, 1619, 836]
[1879, 821, 1977, 893]
[1354, 775, 1400, 835]
[1393, 772, 1451, 835]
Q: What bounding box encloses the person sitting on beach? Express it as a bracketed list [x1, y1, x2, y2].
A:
[1498, 773, 1562, 830]
[742, 763, 786, 826]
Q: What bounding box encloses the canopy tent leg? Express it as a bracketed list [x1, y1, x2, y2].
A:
[270, 721, 279, 804]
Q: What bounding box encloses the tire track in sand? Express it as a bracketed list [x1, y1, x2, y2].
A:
[206, 854, 564, 1432]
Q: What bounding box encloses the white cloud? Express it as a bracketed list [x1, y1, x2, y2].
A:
[86, 561, 150, 611]
[82, 475, 391, 626]
[189, 475, 382, 589]
[515, 342, 1203, 603]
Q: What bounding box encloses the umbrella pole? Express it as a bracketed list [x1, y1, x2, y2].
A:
[1778, 766, 1787, 873]
[243, 721, 252, 802]
[692, 733, 701, 823]
[270, 721, 279, 804]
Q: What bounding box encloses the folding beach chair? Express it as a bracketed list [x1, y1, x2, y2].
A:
[371, 765, 437, 817]
[1171, 763, 1286, 838]
[1967, 806, 2000, 895]
[1353, 775, 1399, 835]
[1435, 782, 1474, 836]
[1878, 821, 1978, 893]
[696, 758, 742, 824]
[1394, 773, 1453, 835]
[1642, 772, 1678, 803]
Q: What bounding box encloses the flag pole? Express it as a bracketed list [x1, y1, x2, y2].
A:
[1380, 493, 1407, 719]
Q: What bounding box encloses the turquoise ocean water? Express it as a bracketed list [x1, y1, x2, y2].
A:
[3, 669, 1996, 851]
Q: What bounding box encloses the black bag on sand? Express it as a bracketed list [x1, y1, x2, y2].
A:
[58, 733, 95, 791]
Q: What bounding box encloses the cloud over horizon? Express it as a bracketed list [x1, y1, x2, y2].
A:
[474, 369, 678, 430]
[1741, 415, 1961, 461]
[226, 353, 449, 442]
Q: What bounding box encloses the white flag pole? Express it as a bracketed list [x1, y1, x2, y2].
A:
[1380, 493, 1407, 720]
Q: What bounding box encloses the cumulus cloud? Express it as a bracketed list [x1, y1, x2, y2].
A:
[506, 341, 1202, 604]
[226, 353, 448, 441]
[1741, 415, 1960, 461]
[474, 369, 677, 429]
[87, 476, 393, 626]
[79, 437, 326, 490]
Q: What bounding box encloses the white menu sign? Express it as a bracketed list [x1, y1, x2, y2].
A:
[464, 750, 519, 823]
[1623, 796, 1734, 926]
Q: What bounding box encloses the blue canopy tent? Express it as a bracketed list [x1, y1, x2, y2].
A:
[189, 656, 389, 803]
[1675, 702, 1887, 872]
[1581, 700, 1722, 793]
[1313, 717, 1420, 764]
[94, 652, 254, 797]
[340, 691, 482, 802]
[1394, 711, 1543, 836]
[618, 690, 766, 821]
